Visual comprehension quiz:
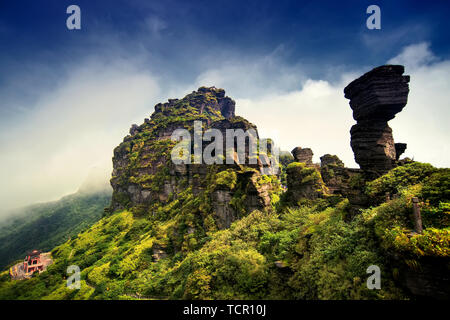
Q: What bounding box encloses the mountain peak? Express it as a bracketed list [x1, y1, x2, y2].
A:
[150, 87, 235, 122]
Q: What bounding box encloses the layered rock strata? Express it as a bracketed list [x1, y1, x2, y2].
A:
[344, 65, 410, 175]
[291, 147, 314, 167]
[109, 87, 278, 230]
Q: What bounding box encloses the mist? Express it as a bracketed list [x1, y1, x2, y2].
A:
[0, 58, 161, 215]
[0, 42, 449, 219]
[195, 43, 450, 168]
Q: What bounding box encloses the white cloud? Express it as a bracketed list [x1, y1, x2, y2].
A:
[0, 59, 160, 213]
[1, 41, 448, 215]
[198, 43, 450, 169]
[388, 43, 450, 167]
[387, 42, 437, 69]
[144, 16, 168, 37]
[361, 24, 429, 55]
[235, 77, 358, 167]
[195, 50, 307, 98]
[194, 53, 361, 166]
[193, 53, 361, 166]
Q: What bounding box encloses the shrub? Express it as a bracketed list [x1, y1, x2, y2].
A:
[366, 162, 437, 197]
[215, 169, 237, 190]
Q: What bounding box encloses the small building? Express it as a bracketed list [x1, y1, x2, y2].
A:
[9, 250, 53, 280]
[23, 250, 44, 275]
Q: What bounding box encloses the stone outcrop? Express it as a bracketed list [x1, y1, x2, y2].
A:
[285, 162, 327, 202]
[320, 154, 344, 168]
[319, 154, 347, 194]
[291, 147, 314, 166]
[344, 65, 410, 175]
[153, 87, 235, 120]
[152, 244, 168, 262]
[109, 87, 277, 231]
[317, 155, 368, 215]
[349, 121, 396, 174]
[395, 143, 407, 160]
[393, 255, 450, 300]
[284, 147, 328, 203]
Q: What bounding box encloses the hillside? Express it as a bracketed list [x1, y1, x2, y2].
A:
[0, 161, 447, 300]
[0, 66, 448, 300]
[0, 190, 111, 269]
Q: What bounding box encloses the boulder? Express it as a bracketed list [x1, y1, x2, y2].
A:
[291, 147, 314, 166]
[320, 154, 344, 167]
[344, 65, 410, 122]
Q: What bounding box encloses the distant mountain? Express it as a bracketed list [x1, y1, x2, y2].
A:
[0, 175, 111, 269]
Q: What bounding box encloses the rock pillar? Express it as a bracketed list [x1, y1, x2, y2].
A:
[344, 65, 410, 175]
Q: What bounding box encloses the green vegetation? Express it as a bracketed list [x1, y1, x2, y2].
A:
[286, 162, 305, 170]
[0, 160, 447, 300]
[366, 162, 439, 198]
[0, 190, 111, 269]
[0, 87, 448, 300]
[284, 162, 328, 204]
[278, 151, 294, 186]
[215, 169, 238, 190]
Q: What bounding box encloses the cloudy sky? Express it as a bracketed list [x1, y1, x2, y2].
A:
[0, 0, 449, 213]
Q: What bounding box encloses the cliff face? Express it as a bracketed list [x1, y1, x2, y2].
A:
[1, 66, 448, 301]
[109, 87, 279, 230]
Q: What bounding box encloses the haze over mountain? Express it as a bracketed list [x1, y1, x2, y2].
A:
[0, 2, 449, 217]
[1, 78, 448, 300]
[0, 169, 111, 268]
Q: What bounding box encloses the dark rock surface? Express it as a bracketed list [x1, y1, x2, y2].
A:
[395, 255, 450, 300]
[344, 65, 410, 175]
[319, 155, 348, 195]
[286, 163, 327, 202]
[110, 87, 276, 230]
[395, 143, 407, 160]
[320, 154, 344, 168]
[291, 147, 314, 166]
[344, 65, 410, 122]
[349, 120, 396, 174]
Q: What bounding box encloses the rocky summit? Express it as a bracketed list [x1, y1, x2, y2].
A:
[291, 147, 314, 167]
[1, 66, 448, 301]
[109, 86, 279, 231]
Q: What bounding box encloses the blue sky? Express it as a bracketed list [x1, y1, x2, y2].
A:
[0, 0, 449, 212]
[1, 0, 449, 98]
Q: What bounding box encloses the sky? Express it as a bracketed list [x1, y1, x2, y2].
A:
[0, 0, 449, 214]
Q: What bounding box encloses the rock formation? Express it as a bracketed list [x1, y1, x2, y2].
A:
[283, 147, 329, 203]
[109, 87, 277, 232]
[285, 162, 327, 202]
[319, 154, 347, 194]
[394, 142, 407, 160]
[291, 147, 314, 166]
[320, 154, 344, 168]
[344, 65, 410, 175]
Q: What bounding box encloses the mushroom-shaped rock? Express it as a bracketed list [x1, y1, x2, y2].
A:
[344, 65, 410, 175]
